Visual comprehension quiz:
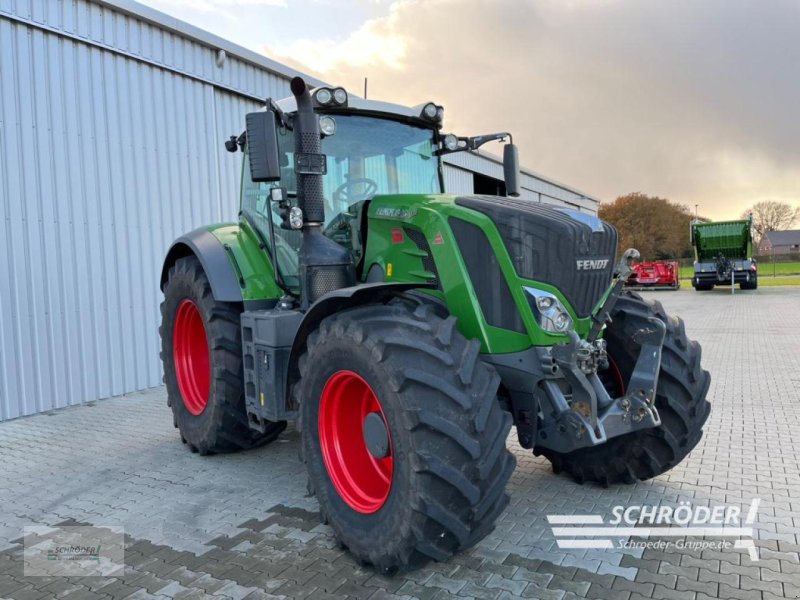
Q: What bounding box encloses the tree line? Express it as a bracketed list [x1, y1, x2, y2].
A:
[598, 195, 799, 260]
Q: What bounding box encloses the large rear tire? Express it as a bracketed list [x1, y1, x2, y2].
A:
[541, 291, 711, 486]
[740, 274, 758, 290]
[160, 256, 286, 454]
[297, 297, 516, 572]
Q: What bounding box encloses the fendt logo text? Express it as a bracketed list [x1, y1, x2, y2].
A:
[576, 259, 609, 270]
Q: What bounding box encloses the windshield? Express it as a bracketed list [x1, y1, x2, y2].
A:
[241, 114, 441, 289]
[276, 114, 441, 221]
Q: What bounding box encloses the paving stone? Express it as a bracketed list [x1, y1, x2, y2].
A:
[520, 583, 568, 600]
[584, 582, 629, 600]
[676, 575, 718, 596]
[485, 573, 527, 596]
[396, 580, 440, 600]
[458, 581, 503, 599]
[716, 583, 762, 600]
[2, 290, 800, 600]
[651, 583, 695, 600]
[738, 574, 785, 595]
[613, 576, 654, 596]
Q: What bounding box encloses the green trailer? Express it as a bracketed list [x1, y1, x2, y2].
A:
[159, 77, 711, 572]
[691, 217, 757, 290]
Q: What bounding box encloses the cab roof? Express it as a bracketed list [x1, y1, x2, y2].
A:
[274, 94, 442, 130]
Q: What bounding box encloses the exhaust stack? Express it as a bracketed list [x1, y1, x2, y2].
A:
[290, 77, 355, 308]
[291, 77, 326, 225]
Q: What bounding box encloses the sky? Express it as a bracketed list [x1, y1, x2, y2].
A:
[141, 0, 800, 220]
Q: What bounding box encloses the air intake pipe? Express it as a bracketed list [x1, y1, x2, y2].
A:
[290, 77, 355, 308]
[291, 77, 326, 225]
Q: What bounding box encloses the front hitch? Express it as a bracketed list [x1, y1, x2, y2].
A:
[535, 308, 666, 454]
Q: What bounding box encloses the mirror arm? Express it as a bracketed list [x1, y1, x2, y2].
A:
[266, 98, 293, 131]
[436, 132, 513, 156]
[467, 132, 512, 150]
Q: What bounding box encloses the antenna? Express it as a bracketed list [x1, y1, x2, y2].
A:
[364, 77, 368, 99]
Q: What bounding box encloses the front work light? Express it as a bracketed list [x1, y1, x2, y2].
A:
[443, 134, 459, 152]
[315, 88, 332, 105]
[333, 88, 348, 105]
[319, 115, 336, 136]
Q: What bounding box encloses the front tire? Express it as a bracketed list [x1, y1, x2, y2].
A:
[297, 298, 515, 572]
[541, 291, 711, 486]
[160, 256, 286, 454]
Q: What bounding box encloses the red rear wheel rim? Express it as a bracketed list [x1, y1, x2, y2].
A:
[173, 299, 211, 416]
[318, 370, 393, 514]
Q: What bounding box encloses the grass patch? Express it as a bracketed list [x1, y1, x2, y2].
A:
[676, 276, 800, 289]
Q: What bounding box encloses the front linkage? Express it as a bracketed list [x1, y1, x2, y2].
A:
[534, 248, 666, 454]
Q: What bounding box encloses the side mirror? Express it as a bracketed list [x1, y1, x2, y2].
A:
[503, 143, 520, 197]
[245, 110, 281, 182]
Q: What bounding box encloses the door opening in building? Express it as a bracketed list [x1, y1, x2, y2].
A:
[473, 173, 507, 196]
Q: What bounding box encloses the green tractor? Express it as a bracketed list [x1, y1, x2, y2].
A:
[159, 77, 711, 572]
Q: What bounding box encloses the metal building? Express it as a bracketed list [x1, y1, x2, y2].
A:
[0, 0, 600, 421]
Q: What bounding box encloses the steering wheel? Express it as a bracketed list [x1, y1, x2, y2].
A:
[333, 178, 378, 204]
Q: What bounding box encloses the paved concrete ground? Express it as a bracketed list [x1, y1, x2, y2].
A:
[1, 287, 799, 599]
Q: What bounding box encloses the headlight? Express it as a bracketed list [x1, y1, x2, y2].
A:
[289, 206, 304, 230]
[524, 287, 573, 333]
[319, 115, 336, 136]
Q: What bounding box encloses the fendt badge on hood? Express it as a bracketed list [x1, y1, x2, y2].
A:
[576, 259, 610, 270]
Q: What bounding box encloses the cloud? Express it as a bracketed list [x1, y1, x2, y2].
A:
[276, 6, 408, 72]
[266, 0, 800, 218]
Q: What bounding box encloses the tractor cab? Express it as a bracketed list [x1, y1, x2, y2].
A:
[233, 86, 519, 294]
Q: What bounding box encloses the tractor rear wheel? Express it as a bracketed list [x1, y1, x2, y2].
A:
[160, 256, 286, 454]
[297, 297, 515, 572]
[693, 280, 714, 291]
[541, 291, 711, 486]
[740, 274, 758, 290]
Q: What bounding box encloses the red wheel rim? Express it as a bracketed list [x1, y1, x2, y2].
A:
[173, 299, 211, 416]
[318, 370, 393, 514]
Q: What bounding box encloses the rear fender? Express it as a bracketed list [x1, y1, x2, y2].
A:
[161, 228, 243, 302]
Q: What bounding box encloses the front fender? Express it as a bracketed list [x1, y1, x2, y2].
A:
[286, 282, 435, 391]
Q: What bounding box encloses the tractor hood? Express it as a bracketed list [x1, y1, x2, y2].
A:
[454, 196, 618, 317]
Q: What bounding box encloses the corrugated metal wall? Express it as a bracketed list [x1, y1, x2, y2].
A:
[443, 152, 597, 213]
[0, 0, 599, 421]
[442, 164, 474, 195]
[0, 0, 288, 420]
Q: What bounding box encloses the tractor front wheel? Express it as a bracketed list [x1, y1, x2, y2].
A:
[160, 256, 286, 454]
[297, 297, 515, 572]
[541, 291, 711, 486]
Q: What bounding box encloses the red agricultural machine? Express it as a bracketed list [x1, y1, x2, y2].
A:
[625, 261, 680, 290]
